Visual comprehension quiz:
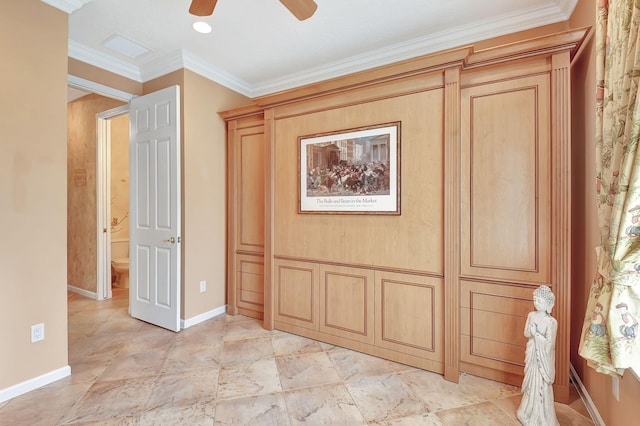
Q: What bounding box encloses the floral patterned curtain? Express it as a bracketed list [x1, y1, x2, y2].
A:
[578, 0, 640, 377]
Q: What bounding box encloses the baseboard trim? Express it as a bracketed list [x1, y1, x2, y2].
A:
[570, 363, 605, 426]
[0, 365, 71, 403]
[67, 285, 98, 300]
[69, 286, 226, 329]
[181, 305, 227, 329]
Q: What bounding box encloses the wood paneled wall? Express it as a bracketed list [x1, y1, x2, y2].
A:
[226, 111, 265, 319]
[272, 90, 444, 272]
[222, 28, 590, 403]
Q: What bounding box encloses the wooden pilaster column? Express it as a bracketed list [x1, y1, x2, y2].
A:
[444, 66, 461, 383]
[263, 107, 276, 330]
[551, 50, 572, 404]
[226, 119, 238, 316]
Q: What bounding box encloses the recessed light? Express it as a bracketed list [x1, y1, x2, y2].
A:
[193, 21, 212, 34]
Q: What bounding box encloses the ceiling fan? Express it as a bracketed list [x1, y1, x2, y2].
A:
[189, 0, 318, 21]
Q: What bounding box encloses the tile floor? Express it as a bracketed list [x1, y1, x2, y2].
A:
[0, 288, 595, 425]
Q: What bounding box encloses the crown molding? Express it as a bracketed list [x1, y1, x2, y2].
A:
[63, 0, 578, 98]
[250, 0, 575, 96]
[139, 50, 253, 97]
[138, 50, 184, 82]
[69, 42, 254, 97]
[68, 40, 142, 82]
[40, 0, 92, 14]
[181, 50, 254, 97]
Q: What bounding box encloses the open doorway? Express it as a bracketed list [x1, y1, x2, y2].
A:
[68, 80, 182, 331]
[67, 77, 134, 302]
[96, 106, 130, 301]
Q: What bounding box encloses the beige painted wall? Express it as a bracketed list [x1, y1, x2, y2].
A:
[1, 1, 248, 391]
[67, 94, 126, 293]
[569, 1, 640, 424]
[143, 69, 251, 320]
[181, 70, 251, 318]
[0, 0, 69, 389]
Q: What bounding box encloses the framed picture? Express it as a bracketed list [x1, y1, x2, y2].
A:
[299, 122, 400, 214]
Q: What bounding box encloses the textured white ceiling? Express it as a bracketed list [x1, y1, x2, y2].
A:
[48, 0, 578, 97]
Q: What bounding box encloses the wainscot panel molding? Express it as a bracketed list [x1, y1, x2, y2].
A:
[221, 27, 590, 404]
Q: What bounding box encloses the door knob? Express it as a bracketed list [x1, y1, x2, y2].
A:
[164, 237, 176, 244]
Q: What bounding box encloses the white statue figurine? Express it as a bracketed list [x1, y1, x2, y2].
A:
[517, 285, 559, 426]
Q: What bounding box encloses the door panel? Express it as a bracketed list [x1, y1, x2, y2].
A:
[239, 131, 265, 251]
[460, 75, 550, 283]
[135, 245, 151, 300]
[226, 115, 265, 318]
[237, 255, 265, 313]
[375, 271, 443, 365]
[274, 258, 319, 330]
[156, 138, 172, 229]
[319, 265, 374, 344]
[460, 279, 530, 376]
[129, 85, 181, 332]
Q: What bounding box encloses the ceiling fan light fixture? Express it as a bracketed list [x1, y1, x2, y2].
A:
[279, 0, 317, 21]
[189, 0, 218, 16]
[193, 21, 212, 34]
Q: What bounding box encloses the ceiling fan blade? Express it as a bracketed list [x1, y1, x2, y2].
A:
[279, 0, 317, 21]
[189, 0, 218, 16]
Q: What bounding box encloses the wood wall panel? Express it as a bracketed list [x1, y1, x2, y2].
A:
[461, 339, 525, 377]
[375, 271, 443, 365]
[319, 265, 374, 344]
[271, 73, 444, 120]
[461, 309, 527, 346]
[274, 259, 319, 330]
[460, 56, 550, 88]
[471, 89, 537, 270]
[226, 114, 265, 318]
[273, 89, 444, 273]
[460, 280, 534, 380]
[236, 256, 264, 315]
[222, 29, 589, 402]
[470, 337, 525, 367]
[461, 74, 551, 283]
[239, 130, 265, 251]
[238, 278, 264, 305]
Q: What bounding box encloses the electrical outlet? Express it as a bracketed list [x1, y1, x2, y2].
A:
[31, 323, 45, 343]
[612, 376, 620, 401]
[199, 280, 206, 293]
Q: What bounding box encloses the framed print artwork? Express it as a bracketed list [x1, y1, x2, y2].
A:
[299, 122, 400, 214]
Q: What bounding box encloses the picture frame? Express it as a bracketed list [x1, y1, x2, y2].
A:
[299, 122, 400, 214]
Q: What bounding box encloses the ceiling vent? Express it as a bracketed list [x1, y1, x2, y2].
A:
[103, 34, 150, 59]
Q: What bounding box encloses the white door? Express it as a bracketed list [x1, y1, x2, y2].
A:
[129, 85, 181, 332]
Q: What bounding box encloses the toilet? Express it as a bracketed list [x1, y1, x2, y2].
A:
[111, 239, 130, 288]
